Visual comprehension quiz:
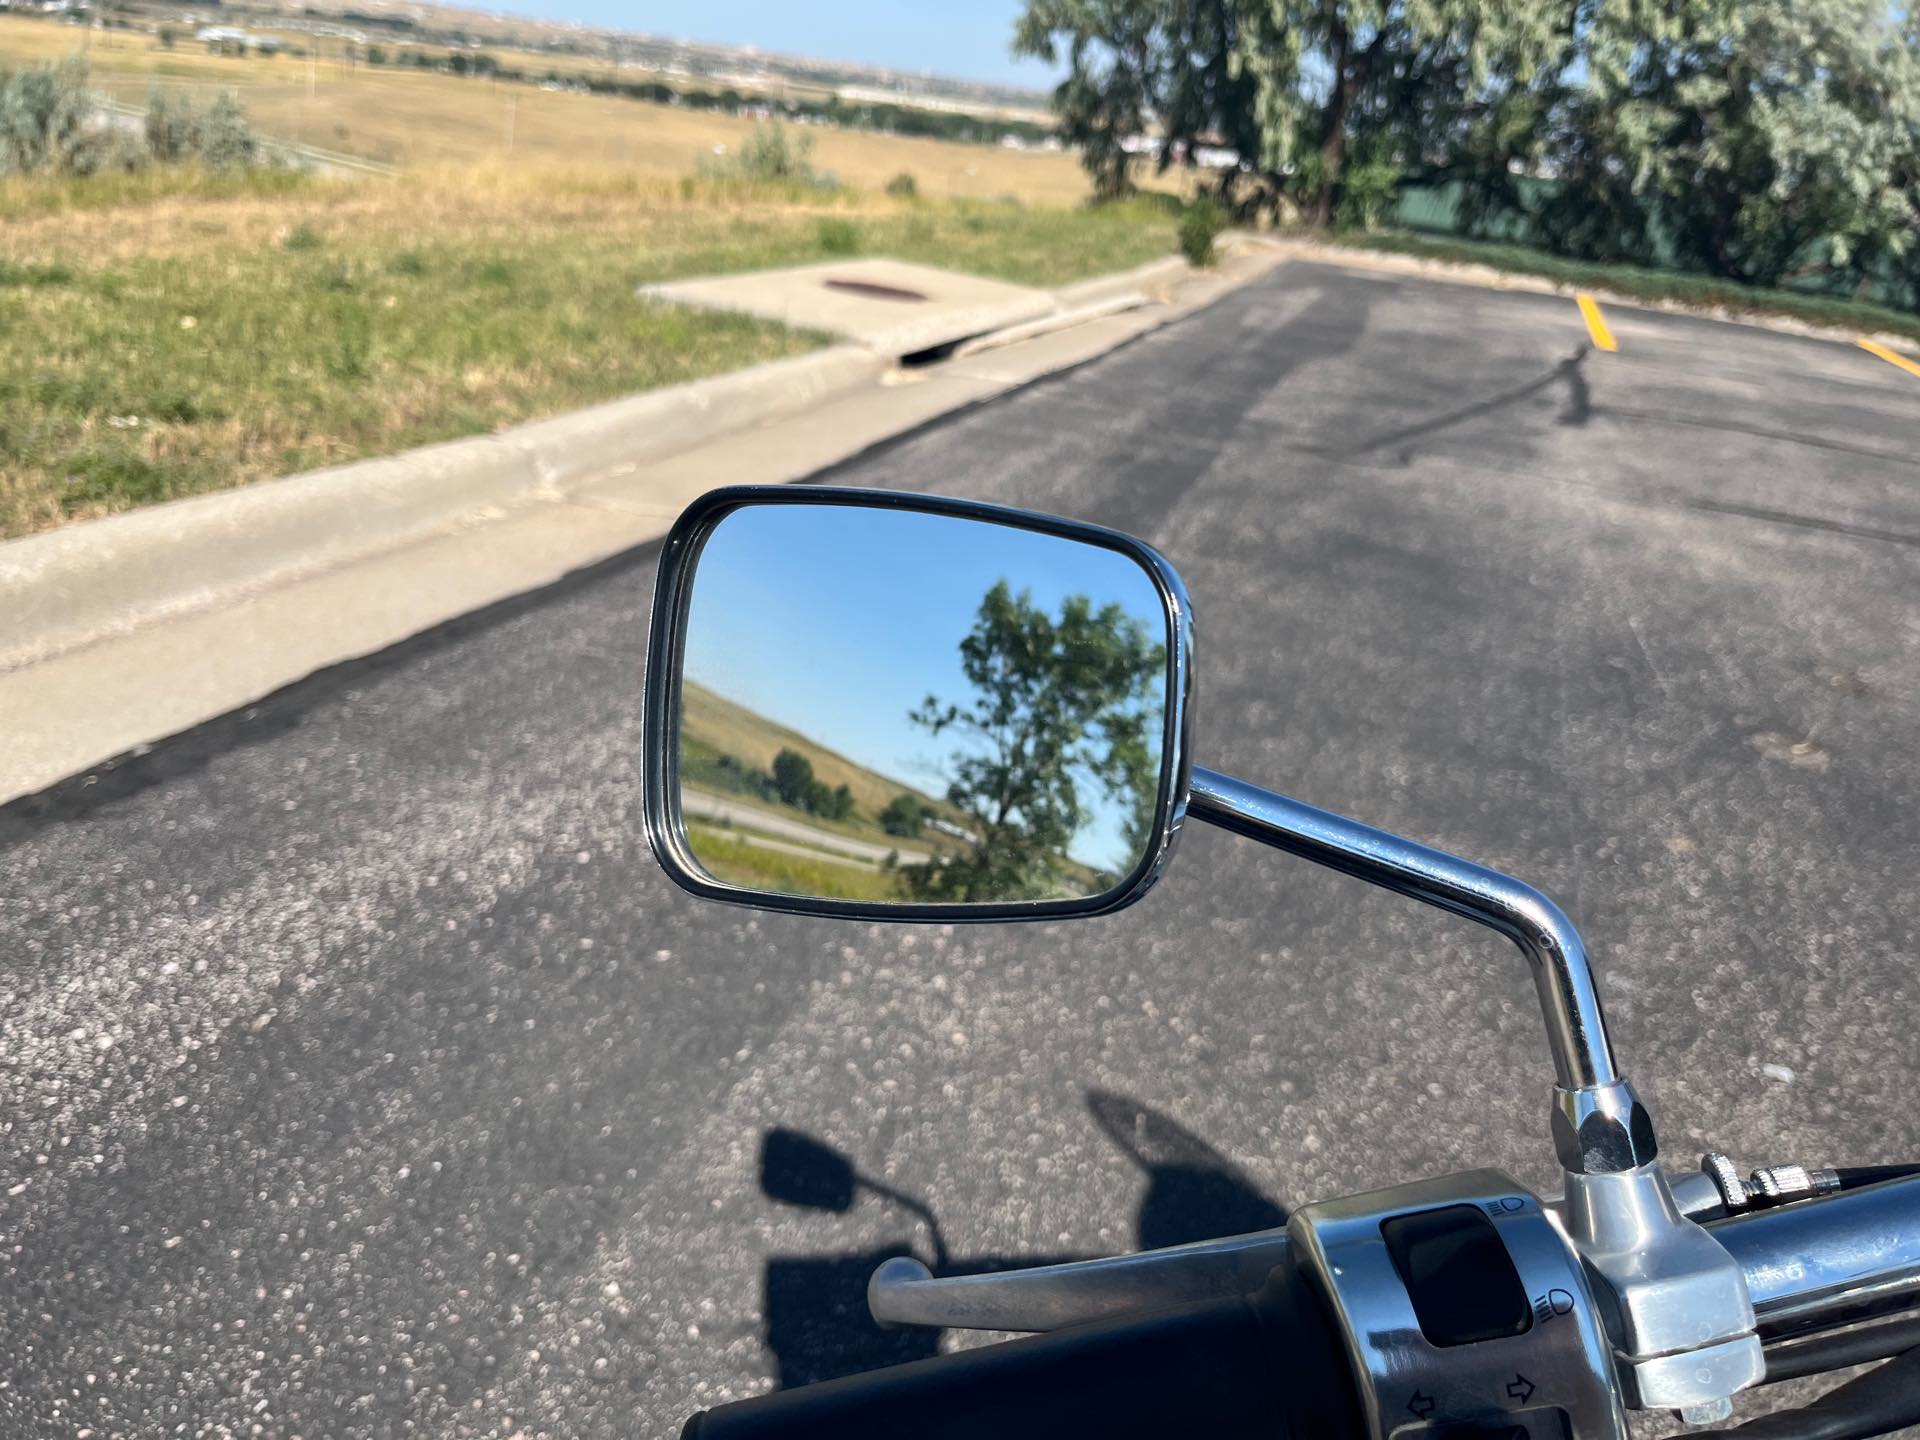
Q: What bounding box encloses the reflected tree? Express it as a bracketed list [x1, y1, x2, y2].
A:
[907, 580, 1165, 902]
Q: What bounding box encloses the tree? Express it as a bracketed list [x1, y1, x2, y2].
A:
[878, 794, 925, 838]
[1013, 0, 1167, 200]
[1534, 0, 1920, 287]
[770, 749, 815, 811]
[1014, 0, 1566, 223]
[905, 581, 1165, 903]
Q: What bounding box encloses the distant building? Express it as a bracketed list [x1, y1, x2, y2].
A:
[195, 24, 283, 51]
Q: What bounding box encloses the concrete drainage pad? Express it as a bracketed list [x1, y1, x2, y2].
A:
[639, 258, 1059, 359]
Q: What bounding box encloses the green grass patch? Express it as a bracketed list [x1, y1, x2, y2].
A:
[687, 826, 908, 904]
[1333, 229, 1920, 345]
[816, 217, 860, 256]
[0, 164, 313, 222]
[0, 260, 72, 287]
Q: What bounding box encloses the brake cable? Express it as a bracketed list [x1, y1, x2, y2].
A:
[1681, 1345, 1920, 1440]
[1764, 1317, 1920, 1386]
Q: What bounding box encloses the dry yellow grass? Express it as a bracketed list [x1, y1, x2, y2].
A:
[0, 15, 1098, 204]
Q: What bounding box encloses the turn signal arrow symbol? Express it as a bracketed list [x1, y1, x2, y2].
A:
[1407, 1391, 1437, 1419]
[1506, 1374, 1536, 1403]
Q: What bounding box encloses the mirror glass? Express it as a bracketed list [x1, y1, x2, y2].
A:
[674, 502, 1172, 907]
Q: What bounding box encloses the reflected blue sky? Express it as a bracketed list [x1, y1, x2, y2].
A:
[681, 502, 1166, 870]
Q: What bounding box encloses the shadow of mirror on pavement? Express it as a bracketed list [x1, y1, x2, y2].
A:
[755, 1095, 1290, 1389]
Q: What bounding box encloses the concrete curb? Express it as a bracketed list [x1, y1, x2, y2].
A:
[1055, 255, 1192, 309]
[1270, 235, 1920, 353]
[0, 345, 882, 672]
[951, 292, 1150, 358]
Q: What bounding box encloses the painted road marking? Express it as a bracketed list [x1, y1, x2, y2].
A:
[1576, 293, 1617, 352]
[1858, 338, 1920, 380]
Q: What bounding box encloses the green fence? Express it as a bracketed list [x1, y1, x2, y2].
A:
[1390, 180, 1914, 313]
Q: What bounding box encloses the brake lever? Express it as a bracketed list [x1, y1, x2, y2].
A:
[867, 1227, 1293, 1332]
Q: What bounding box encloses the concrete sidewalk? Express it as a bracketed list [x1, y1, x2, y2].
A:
[0, 244, 1284, 805]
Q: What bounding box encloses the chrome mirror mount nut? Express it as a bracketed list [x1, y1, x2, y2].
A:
[1553, 1079, 1659, 1174]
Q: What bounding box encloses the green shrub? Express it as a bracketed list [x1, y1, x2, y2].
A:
[698, 122, 836, 190]
[884, 170, 918, 199]
[67, 128, 150, 177]
[283, 222, 323, 251]
[737, 123, 810, 182]
[388, 250, 428, 276]
[197, 92, 258, 173]
[1178, 196, 1226, 267]
[816, 217, 859, 255]
[144, 88, 196, 163]
[1335, 154, 1402, 233]
[0, 58, 94, 175]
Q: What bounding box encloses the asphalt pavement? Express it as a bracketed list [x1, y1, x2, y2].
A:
[3, 260, 1917, 1439]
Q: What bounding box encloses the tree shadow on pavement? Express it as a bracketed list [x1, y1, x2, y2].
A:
[755, 1092, 1289, 1390]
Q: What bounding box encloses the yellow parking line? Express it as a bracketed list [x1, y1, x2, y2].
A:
[1576, 293, 1617, 352]
[1857, 338, 1920, 380]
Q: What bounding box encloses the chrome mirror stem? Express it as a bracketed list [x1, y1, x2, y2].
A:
[1185, 767, 1765, 1413]
[1186, 767, 1615, 1091]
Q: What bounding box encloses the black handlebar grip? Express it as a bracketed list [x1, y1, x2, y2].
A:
[679, 1260, 1365, 1440]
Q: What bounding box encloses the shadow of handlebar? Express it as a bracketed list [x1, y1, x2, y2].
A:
[757, 1090, 1289, 1389]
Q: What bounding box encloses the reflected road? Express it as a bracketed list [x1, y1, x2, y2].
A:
[683, 788, 933, 868]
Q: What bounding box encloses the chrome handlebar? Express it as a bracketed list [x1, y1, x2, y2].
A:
[1714, 1173, 1920, 1336]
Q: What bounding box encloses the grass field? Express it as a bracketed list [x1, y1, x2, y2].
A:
[0, 17, 1097, 202]
[0, 16, 1184, 538]
[0, 165, 1175, 538]
[687, 825, 908, 903]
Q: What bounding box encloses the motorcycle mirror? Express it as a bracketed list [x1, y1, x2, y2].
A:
[642, 486, 1193, 922]
[759, 1128, 858, 1212]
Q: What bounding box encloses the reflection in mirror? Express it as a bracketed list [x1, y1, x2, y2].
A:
[675, 502, 1171, 907]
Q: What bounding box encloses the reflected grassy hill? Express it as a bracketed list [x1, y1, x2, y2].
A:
[680, 680, 944, 819]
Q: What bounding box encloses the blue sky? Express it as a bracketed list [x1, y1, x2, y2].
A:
[681, 503, 1166, 872]
[482, 1, 1062, 90]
